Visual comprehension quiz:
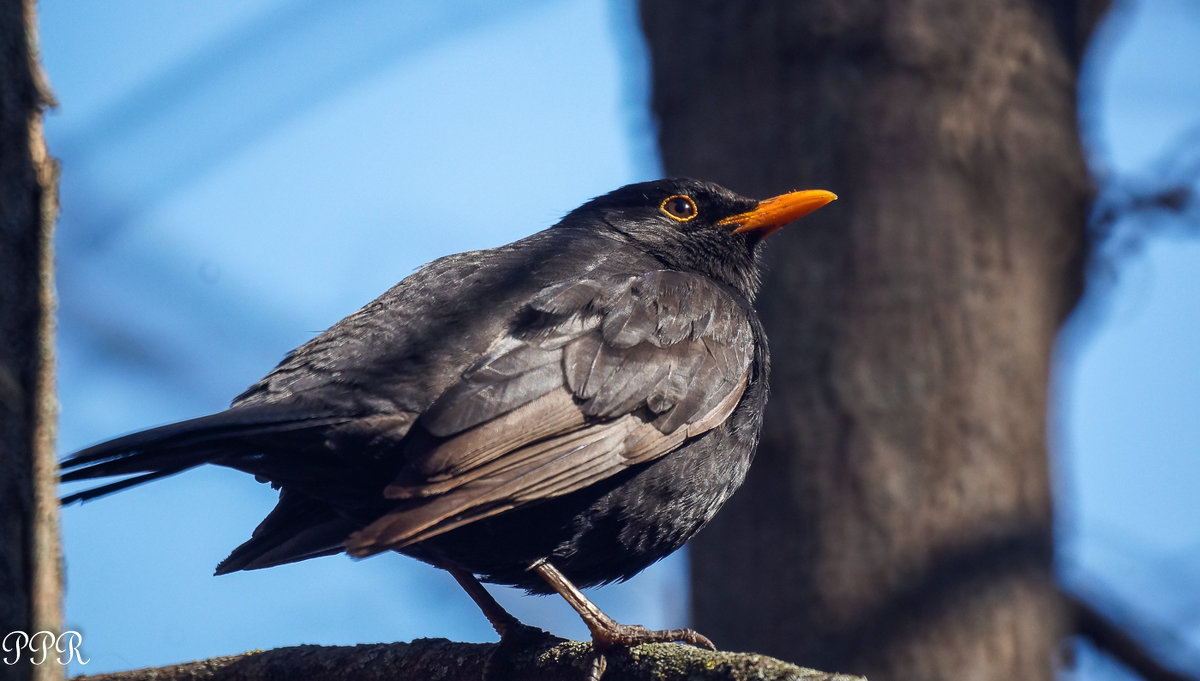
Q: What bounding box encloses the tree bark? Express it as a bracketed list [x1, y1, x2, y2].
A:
[69, 640, 861, 681]
[640, 2, 1106, 680]
[0, 1, 62, 680]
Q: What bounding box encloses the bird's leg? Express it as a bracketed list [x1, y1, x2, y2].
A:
[531, 560, 716, 652]
[447, 567, 551, 643]
[448, 568, 561, 681]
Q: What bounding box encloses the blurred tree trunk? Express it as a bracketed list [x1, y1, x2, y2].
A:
[641, 2, 1108, 680]
[0, 1, 62, 680]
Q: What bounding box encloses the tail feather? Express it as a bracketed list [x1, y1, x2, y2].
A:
[60, 404, 354, 503]
[214, 489, 358, 574]
[60, 446, 228, 483]
[60, 467, 194, 504]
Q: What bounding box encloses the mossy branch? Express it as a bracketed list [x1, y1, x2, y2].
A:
[72, 638, 863, 681]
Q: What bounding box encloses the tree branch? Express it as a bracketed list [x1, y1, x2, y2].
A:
[1069, 591, 1200, 681]
[71, 639, 862, 681]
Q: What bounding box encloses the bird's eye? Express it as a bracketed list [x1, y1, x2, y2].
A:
[660, 195, 698, 222]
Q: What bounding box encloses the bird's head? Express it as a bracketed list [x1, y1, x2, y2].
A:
[559, 178, 836, 299]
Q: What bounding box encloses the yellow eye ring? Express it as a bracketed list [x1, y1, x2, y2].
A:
[660, 195, 698, 222]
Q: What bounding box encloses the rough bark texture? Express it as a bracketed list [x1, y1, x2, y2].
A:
[0, 0, 61, 680]
[640, 2, 1105, 680]
[71, 640, 862, 681]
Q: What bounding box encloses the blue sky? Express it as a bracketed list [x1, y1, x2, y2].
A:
[1056, 1, 1200, 676]
[40, 1, 1199, 677]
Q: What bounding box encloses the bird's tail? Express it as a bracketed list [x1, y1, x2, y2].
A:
[59, 404, 353, 504]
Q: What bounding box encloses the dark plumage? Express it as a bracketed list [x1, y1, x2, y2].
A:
[61, 178, 835, 650]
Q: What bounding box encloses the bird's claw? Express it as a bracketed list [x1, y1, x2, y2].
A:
[485, 622, 562, 681]
[497, 621, 560, 647]
[590, 623, 716, 652]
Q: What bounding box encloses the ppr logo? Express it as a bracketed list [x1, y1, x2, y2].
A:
[2, 631, 89, 666]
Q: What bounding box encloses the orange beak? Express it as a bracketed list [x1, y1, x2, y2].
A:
[716, 189, 837, 239]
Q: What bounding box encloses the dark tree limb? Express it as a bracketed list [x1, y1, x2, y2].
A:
[71, 640, 862, 681]
[0, 0, 62, 680]
[1087, 123, 1200, 268]
[1069, 590, 1200, 681]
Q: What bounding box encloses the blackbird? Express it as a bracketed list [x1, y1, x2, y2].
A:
[61, 178, 835, 652]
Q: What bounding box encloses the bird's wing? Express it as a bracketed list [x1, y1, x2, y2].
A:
[345, 270, 755, 555]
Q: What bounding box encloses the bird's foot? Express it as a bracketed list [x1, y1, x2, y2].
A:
[582, 624, 715, 681]
[496, 620, 561, 648]
[589, 622, 715, 652]
[485, 622, 563, 681]
[530, 559, 717, 657]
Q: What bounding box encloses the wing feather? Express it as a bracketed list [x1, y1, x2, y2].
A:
[345, 270, 756, 556]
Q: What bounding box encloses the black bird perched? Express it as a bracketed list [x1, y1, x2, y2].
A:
[61, 178, 835, 652]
